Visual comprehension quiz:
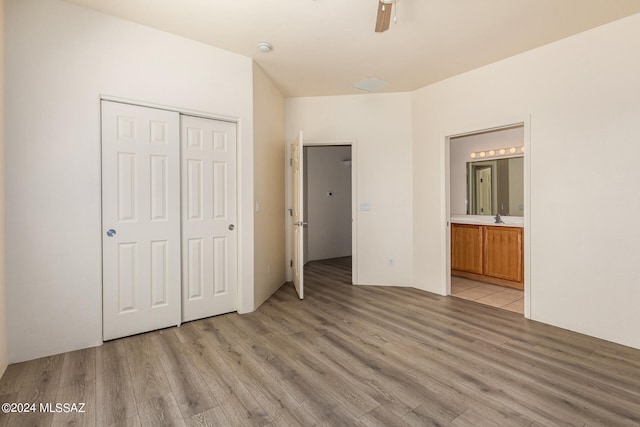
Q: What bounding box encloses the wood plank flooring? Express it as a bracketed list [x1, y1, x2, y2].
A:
[1, 256, 639, 426]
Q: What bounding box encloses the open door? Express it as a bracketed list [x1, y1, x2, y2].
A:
[475, 165, 493, 215]
[292, 131, 304, 299]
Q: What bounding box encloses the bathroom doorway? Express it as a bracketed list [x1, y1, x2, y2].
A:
[446, 122, 530, 316]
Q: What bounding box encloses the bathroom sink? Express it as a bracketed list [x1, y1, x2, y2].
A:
[450, 215, 524, 227]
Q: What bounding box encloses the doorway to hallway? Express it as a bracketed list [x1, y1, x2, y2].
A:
[303, 145, 353, 267]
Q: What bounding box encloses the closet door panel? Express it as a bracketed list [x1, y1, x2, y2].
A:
[181, 115, 238, 322]
[102, 101, 181, 340]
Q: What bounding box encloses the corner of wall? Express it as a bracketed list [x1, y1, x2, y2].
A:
[252, 63, 287, 309]
[0, 0, 9, 377]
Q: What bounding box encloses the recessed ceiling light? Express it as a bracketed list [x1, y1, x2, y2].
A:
[257, 42, 273, 53]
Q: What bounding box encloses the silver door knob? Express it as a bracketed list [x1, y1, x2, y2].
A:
[106, 229, 116, 237]
[228, 224, 235, 231]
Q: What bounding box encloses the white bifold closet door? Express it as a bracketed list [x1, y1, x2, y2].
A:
[101, 101, 181, 341]
[102, 101, 238, 341]
[181, 115, 237, 323]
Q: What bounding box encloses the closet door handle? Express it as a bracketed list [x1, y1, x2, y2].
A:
[228, 224, 235, 231]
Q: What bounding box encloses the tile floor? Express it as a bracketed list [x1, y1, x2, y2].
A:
[451, 276, 524, 314]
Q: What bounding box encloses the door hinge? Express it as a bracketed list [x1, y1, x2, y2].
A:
[289, 158, 293, 166]
[290, 259, 293, 267]
[288, 208, 293, 216]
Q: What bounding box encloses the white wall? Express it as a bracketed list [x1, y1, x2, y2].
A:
[413, 13, 640, 349]
[286, 93, 413, 286]
[450, 126, 524, 215]
[0, 0, 8, 376]
[253, 64, 286, 307]
[305, 146, 352, 262]
[5, 0, 254, 362]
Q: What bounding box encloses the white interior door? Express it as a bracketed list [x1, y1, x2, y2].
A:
[292, 131, 304, 299]
[181, 115, 238, 322]
[476, 166, 493, 214]
[102, 101, 181, 340]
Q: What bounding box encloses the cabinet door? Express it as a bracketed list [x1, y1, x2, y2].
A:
[451, 224, 483, 274]
[483, 226, 523, 283]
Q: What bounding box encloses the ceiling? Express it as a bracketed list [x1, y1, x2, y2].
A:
[63, 0, 640, 98]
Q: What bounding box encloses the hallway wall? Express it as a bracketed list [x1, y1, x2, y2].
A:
[286, 93, 413, 287]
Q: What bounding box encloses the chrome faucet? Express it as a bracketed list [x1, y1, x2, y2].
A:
[494, 213, 504, 224]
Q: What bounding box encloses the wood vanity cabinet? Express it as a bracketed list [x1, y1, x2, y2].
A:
[483, 226, 523, 283]
[451, 224, 483, 274]
[451, 223, 523, 290]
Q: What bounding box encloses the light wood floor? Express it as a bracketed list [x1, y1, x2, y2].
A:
[1, 257, 639, 426]
[451, 276, 524, 314]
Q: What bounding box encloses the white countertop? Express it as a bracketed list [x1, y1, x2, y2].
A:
[450, 215, 524, 227]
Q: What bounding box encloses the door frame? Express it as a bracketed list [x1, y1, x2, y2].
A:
[99, 95, 245, 325]
[443, 116, 531, 318]
[285, 138, 358, 285]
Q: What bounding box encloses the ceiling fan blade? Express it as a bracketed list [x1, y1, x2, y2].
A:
[375, 0, 392, 33]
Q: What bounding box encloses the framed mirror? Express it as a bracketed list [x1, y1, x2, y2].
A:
[467, 156, 524, 216]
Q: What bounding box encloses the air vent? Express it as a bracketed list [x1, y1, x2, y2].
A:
[351, 77, 390, 93]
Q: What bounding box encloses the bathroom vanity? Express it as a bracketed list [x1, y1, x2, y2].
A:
[451, 218, 523, 290]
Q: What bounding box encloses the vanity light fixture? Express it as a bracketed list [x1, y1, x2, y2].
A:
[470, 146, 525, 159]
